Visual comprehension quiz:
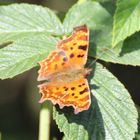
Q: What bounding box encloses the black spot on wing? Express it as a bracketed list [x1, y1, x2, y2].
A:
[79, 88, 89, 95]
[77, 54, 84, 58]
[75, 96, 78, 98]
[72, 93, 75, 96]
[70, 53, 74, 58]
[71, 87, 75, 90]
[78, 45, 87, 51]
[70, 47, 73, 50]
[78, 85, 82, 87]
[63, 87, 68, 91]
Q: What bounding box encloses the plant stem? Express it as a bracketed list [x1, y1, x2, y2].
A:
[38, 101, 51, 140]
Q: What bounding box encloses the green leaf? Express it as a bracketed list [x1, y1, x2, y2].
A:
[53, 63, 138, 140]
[0, 4, 63, 43]
[66, 0, 140, 66]
[112, 0, 140, 46]
[63, 1, 112, 34]
[74, 2, 140, 66]
[0, 34, 59, 79]
[64, 1, 133, 66]
[90, 32, 140, 66]
[101, 1, 116, 16]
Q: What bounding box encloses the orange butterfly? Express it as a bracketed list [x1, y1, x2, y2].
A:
[37, 25, 91, 114]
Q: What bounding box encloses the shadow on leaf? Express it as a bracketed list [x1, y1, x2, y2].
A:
[54, 94, 105, 140]
[120, 32, 140, 56]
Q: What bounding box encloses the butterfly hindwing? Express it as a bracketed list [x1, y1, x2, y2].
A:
[38, 78, 91, 114]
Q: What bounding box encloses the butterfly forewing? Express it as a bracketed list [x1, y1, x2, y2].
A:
[38, 50, 69, 81]
[57, 25, 89, 66]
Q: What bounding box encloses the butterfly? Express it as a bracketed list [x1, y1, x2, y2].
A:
[37, 25, 91, 114]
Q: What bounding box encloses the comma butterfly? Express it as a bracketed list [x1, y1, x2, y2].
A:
[37, 25, 91, 114]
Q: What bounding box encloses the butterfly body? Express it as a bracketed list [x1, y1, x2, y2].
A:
[49, 67, 84, 84]
[38, 25, 91, 114]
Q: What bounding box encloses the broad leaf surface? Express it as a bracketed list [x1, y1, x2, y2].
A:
[0, 34, 59, 79]
[0, 4, 63, 43]
[112, 0, 140, 46]
[90, 32, 140, 66]
[63, 1, 112, 34]
[53, 63, 138, 140]
[63, 1, 140, 66]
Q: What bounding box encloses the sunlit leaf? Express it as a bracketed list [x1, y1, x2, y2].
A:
[112, 0, 140, 46]
[0, 4, 63, 43]
[0, 34, 59, 79]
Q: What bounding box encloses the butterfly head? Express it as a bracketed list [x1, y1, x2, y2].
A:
[84, 68, 92, 77]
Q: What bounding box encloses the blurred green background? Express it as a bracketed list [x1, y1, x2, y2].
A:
[0, 0, 140, 140]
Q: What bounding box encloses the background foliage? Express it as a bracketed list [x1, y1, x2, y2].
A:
[0, 0, 139, 140]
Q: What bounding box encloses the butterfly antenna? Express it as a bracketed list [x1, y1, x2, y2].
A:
[88, 48, 109, 68]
